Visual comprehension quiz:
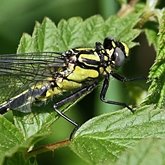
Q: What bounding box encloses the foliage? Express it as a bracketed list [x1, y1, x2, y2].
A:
[0, 0, 164, 164]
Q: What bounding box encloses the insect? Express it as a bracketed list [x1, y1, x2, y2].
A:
[0, 37, 134, 128]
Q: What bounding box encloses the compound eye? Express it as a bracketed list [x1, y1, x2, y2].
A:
[113, 47, 126, 67]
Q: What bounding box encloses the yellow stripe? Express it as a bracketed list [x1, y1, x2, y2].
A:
[67, 66, 99, 82]
[79, 53, 100, 62]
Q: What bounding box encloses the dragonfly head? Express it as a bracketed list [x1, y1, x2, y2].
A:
[103, 37, 129, 68]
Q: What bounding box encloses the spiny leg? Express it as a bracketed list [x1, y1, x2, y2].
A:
[100, 74, 134, 112]
[110, 71, 146, 82]
[53, 81, 98, 138]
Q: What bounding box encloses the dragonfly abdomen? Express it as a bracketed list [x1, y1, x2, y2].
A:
[0, 84, 50, 114]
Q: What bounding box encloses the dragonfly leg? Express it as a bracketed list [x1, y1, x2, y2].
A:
[53, 81, 98, 138]
[110, 71, 146, 82]
[100, 75, 134, 112]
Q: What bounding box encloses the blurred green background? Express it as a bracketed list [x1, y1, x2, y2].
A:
[0, 0, 156, 164]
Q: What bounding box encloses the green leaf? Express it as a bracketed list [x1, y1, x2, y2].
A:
[0, 116, 46, 164]
[0, 116, 25, 164]
[144, 22, 158, 49]
[57, 17, 84, 50]
[3, 152, 37, 165]
[105, 13, 141, 48]
[17, 18, 59, 52]
[116, 138, 165, 165]
[143, 9, 165, 109]
[13, 109, 55, 139]
[70, 105, 165, 164]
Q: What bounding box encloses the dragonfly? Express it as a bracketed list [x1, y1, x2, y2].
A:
[0, 37, 134, 128]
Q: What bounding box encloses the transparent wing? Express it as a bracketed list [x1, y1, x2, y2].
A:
[0, 52, 66, 104]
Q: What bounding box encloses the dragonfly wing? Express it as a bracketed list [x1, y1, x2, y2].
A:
[0, 52, 65, 104]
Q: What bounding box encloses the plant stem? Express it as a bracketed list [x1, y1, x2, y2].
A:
[26, 139, 70, 158]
